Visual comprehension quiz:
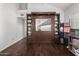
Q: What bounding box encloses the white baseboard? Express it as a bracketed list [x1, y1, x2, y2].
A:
[0, 36, 24, 52]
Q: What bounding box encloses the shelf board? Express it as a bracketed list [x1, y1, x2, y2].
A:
[68, 48, 75, 55]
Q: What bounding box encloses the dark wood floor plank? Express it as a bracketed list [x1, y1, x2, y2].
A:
[27, 43, 74, 56]
[0, 38, 27, 56]
[0, 38, 74, 56]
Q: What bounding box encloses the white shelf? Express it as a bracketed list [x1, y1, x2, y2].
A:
[68, 48, 75, 55]
[68, 46, 79, 56]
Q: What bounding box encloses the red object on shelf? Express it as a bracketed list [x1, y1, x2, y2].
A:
[64, 26, 70, 32]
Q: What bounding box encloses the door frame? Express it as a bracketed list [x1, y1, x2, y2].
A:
[27, 12, 60, 44]
[31, 12, 56, 43]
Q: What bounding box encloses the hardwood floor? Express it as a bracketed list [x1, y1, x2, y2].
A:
[0, 38, 74, 56]
[0, 38, 27, 56]
[27, 43, 74, 56]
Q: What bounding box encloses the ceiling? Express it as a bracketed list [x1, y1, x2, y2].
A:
[18, 3, 73, 10]
[50, 3, 73, 10]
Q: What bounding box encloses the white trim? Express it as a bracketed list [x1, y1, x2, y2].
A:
[0, 37, 24, 52]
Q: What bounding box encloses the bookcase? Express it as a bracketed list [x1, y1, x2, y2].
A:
[54, 14, 60, 44]
[27, 13, 61, 44]
[68, 29, 79, 55]
[27, 14, 32, 40]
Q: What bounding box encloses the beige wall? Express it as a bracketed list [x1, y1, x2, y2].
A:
[0, 3, 25, 51]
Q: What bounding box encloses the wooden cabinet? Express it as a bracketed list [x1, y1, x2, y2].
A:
[27, 13, 60, 44]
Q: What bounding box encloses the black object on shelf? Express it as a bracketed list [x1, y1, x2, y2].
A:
[64, 27, 70, 46]
[64, 37, 68, 46]
[59, 23, 64, 44]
